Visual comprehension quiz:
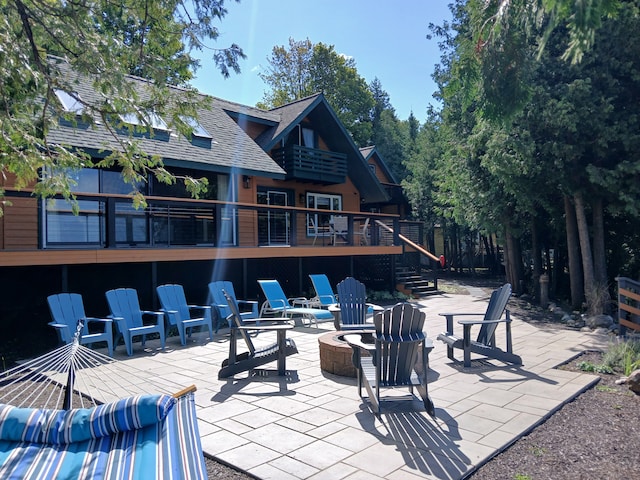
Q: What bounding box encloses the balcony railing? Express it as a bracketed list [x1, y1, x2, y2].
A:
[23, 191, 406, 250]
[271, 145, 347, 184]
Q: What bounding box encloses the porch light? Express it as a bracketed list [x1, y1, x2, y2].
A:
[243, 175, 251, 189]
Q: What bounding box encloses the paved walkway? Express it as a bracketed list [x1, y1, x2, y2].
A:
[91, 287, 610, 479]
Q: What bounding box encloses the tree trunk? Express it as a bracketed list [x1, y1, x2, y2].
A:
[564, 195, 583, 309]
[592, 197, 607, 286]
[531, 217, 542, 301]
[574, 192, 602, 314]
[504, 224, 524, 294]
[591, 196, 611, 312]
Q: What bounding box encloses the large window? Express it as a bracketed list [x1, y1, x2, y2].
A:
[43, 167, 231, 248]
[306, 192, 342, 236]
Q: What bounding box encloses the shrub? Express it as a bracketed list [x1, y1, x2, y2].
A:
[602, 339, 640, 375]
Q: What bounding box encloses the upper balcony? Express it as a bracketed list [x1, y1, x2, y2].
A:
[271, 145, 347, 184]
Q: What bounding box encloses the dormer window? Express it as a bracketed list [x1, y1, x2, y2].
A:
[181, 115, 212, 149]
[119, 111, 169, 131]
[54, 89, 83, 115]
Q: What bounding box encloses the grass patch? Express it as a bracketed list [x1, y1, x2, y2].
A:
[576, 360, 614, 374]
[602, 339, 640, 375]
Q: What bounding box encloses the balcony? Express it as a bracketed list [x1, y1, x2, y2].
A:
[272, 145, 347, 184]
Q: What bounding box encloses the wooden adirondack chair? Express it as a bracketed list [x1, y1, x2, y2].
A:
[105, 288, 166, 356]
[334, 277, 375, 331]
[344, 303, 435, 416]
[436, 283, 522, 367]
[156, 284, 213, 346]
[47, 293, 114, 357]
[218, 290, 298, 379]
[208, 281, 258, 333]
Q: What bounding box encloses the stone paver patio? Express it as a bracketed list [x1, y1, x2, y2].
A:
[87, 286, 610, 479]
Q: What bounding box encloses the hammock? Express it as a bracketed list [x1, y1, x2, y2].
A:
[0, 329, 207, 479]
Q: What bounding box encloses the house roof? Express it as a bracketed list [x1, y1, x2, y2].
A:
[256, 94, 389, 203]
[46, 60, 286, 178]
[360, 146, 399, 184]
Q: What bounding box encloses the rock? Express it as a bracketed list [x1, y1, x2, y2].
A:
[580, 326, 592, 332]
[627, 369, 640, 395]
[593, 327, 610, 335]
[561, 314, 573, 323]
[616, 377, 627, 385]
[585, 314, 614, 329]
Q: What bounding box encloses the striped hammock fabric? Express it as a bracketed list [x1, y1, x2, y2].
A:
[0, 392, 207, 479]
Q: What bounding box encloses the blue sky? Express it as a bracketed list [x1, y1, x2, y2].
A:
[190, 0, 453, 122]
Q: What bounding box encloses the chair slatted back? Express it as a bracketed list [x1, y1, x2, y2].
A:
[477, 283, 512, 345]
[105, 288, 144, 329]
[47, 293, 89, 343]
[209, 281, 235, 321]
[156, 284, 191, 326]
[337, 277, 367, 326]
[373, 303, 426, 386]
[223, 290, 256, 356]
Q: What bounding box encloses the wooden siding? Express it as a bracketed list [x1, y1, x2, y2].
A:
[1, 197, 38, 250]
[0, 245, 401, 267]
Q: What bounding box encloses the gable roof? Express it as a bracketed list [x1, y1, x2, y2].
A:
[360, 146, 399, 184]
[46, 59, 286, 178]
[256, 94, 389, 203]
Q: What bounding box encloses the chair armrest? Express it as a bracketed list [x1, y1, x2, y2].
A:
[343, 333, 376, 354]
[48, 322, 68, 329]
[457, 317, 509, 326]
[242, 317, 291, 325]
[288, 297, 309, 307]
[438, 312, 486, 318]
[188, 304, 211, 311]
[84, 316, 112, 323]
[237, 324, 293, 332]
[141, 310, 164, 323]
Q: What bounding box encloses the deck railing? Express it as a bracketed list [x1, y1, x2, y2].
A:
[29, 191, 405, 250]
[617, 277, 640, 336]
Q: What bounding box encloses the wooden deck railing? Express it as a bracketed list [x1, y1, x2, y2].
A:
[617, 276, 640, 336]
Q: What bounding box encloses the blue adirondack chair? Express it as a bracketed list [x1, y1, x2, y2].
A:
[208, 281, 258, 332]
[105, 288, 166, 356]
[329, 277, 382, 331]
[47, 293, 114, 357]
[308, 274, 338, 308]
[344, 303, 435, 416]
[257, 279, 334, 327]
[156, 284, 213, 346]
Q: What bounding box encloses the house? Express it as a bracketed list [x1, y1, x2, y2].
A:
[0, 59, 430, 356]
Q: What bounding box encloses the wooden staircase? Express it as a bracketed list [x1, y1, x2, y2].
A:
[395, 266, 438, 298]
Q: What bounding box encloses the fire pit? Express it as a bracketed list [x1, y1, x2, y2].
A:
[318, 330, 374, 377]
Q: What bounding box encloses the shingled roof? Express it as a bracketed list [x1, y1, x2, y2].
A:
[46, 60, 285, 178]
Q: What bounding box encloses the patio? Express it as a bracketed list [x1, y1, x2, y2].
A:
[86, 285, 609, 480]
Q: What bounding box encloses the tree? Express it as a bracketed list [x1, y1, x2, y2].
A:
[259, 38, 374, 146]
[0, 0, 245, 211]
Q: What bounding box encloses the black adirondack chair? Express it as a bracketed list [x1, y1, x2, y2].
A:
[345, 303, 435, 417]
[436, 283, 522, 367]
[218, 290, 298, 379]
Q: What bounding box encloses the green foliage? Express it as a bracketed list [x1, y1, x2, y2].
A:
[259, 37, 374, 146]
[514, 474, 532, 480]
[576, 360, 614, 374]
[603, 340, 640, 375]
[0, 0, 244, 212]
[367, 290, 409, 303]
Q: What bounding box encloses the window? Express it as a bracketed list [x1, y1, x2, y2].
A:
[306, 192, 342, 236]
[302, 128, 315, 148]
[54, 89, 83, 115]
[369, 164, 376, 174]
[180, 115, 213, 148]
[119, 111, 169, 131]
[181, 116, 212, 139]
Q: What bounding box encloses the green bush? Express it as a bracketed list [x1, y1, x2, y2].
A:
[602, 339, 640, 375]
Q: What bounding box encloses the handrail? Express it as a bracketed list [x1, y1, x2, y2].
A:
[375, 219, 439, 262]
